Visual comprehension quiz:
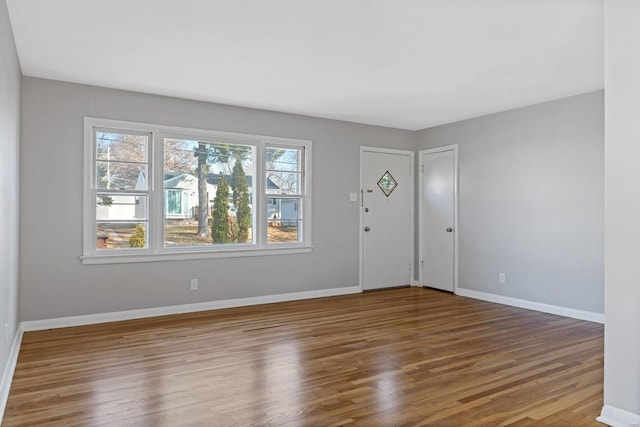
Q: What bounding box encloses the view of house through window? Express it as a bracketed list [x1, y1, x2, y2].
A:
[163, 138, 255, 247]
[85, 118, 310, 259]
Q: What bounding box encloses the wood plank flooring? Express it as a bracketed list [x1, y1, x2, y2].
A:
[3, 288, 604, 426]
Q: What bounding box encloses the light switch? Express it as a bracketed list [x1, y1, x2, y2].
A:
[349, 192, 359, 202]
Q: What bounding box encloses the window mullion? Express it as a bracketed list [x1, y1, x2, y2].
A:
[152, 131, 163, 254]
[84, 125, 98, 256]
[256, 141, 267, 248]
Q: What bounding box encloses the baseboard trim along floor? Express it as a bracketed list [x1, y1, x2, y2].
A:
[20, 286, 362, 332]
[455, 287, 604, 324]
[597, 404, 640, 427]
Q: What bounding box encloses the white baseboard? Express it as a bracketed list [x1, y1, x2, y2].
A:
[21, 286, 362, 332]
[597, 405, 640, 426]
[455, 288, 604, 324]
[3, 286, 360, 424]
[411, 280, 421, 287]
[0, 324, 23, 423]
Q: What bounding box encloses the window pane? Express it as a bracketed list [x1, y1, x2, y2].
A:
[267, 197, 301, 244]
[96, 132, 148, 163]
[267, 197, 300, 220]
[266, 171, 300, 195]
[166, 190, 184, 216]
[266, 147, 302, 195]
[97, 194, 147, 220]
[96, 131, 148, 190]
[167, 190, 180, 214]
[266, 147, 301, 172]
[267, 220, 301, 244]
[163, 138, 255, 247]
[96, 222, 148, 250]
[96, 161, 147, 190]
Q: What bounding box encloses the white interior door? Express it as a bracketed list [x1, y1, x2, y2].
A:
[361, 147, 413, 290]
[420, 146, 457, 292]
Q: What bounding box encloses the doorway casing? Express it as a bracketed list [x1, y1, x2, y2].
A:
[359, 146, 415, 291]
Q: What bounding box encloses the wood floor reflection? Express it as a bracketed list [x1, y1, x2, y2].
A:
[4, 287, 603, 426]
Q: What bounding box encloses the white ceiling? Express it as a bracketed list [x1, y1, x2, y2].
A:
[6, 0, 603, 131]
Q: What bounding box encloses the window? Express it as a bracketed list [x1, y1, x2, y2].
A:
[94, 129, 150, 251]
[266, 146, 304, 243]
[83, 118, 311, 263]
[162, 137, 255, 248]
[165, 189, 189, 218]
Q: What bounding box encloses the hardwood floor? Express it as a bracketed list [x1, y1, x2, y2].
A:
[3, 288, 603, 426]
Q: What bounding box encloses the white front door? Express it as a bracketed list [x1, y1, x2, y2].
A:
[419, 146, 457, 292]
[361, 147, 414, 291]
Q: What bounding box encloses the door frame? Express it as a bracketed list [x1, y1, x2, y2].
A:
[359, 146, 415, 291]
[418, 145, 459, 293]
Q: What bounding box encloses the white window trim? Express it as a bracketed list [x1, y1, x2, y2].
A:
[82, 117, 312, 265]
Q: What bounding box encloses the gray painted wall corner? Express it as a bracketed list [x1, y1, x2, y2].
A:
[417, 91, 604, 314]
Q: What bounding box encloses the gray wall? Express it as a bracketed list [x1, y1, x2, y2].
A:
[603, 0, 640, 417]
[19, 79, 605, 321]
[417, 91, 604, 314]
[19, 77, 416, 321]
[0, 0, 20, 389]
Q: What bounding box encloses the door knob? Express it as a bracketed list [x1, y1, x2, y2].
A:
[446, 227, 454, 232]
[365, 227, 371, 232]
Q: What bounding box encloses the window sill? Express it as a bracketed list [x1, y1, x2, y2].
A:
[80, 246, 313, 265]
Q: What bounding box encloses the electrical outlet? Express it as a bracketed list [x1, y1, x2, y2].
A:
[499, 273, 506, 284]
[190, 279, 198, 291]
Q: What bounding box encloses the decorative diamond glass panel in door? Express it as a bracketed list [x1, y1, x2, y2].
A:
[377, 170, 397, 197]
